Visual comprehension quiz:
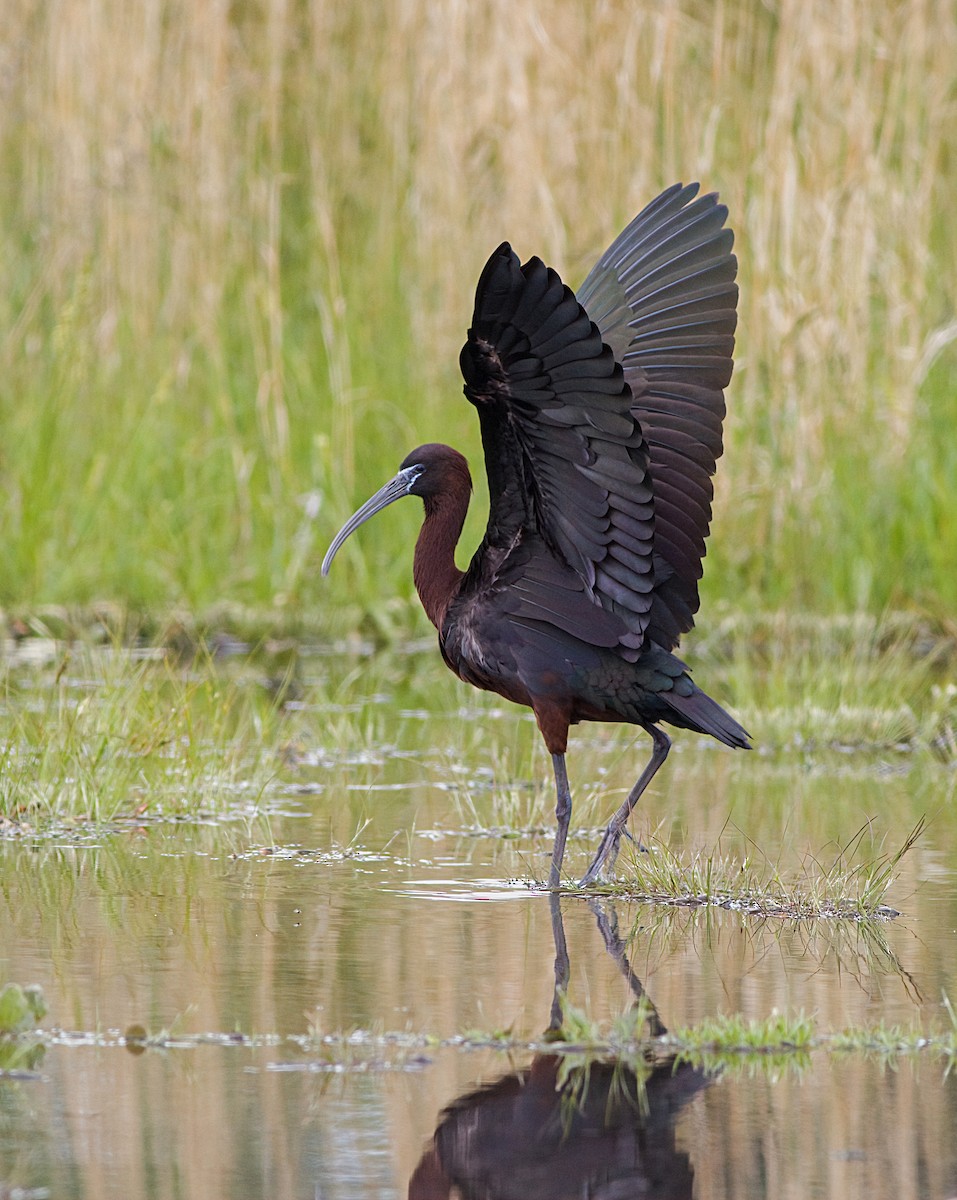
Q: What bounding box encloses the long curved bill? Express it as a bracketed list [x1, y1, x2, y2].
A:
[321, 465, 421, 576]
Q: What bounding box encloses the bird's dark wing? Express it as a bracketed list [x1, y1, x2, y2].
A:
[460, 245, 655, 649]
[577, 182, 737, 649]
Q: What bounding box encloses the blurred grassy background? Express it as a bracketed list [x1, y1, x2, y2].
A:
[1, 0, 955, 631]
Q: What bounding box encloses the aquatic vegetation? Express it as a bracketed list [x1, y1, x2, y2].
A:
[0, 981, 47, 1075]
[670, 1009, 816, 1055]
[287, 1003, 957, 1070]
[578, 819, 923, 920]
[0, 641, 284, 827]
[0, 983, 47, 1034]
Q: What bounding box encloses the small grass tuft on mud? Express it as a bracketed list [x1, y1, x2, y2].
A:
[573, 819, 924, 920]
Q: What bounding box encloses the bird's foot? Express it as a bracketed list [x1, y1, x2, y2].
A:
[579, 828, 622, 887]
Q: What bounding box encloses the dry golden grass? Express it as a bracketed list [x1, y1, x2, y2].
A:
[0, 0, 954, 611]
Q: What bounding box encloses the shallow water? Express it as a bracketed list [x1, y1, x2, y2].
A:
[1, 643, 957, 1198]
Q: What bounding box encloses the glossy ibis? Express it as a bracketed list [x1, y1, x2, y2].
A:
[322, 182, 750, 887]
[409, 897, 709, 1199]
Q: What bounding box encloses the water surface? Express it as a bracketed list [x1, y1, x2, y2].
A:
[1, 643, 956, 1198]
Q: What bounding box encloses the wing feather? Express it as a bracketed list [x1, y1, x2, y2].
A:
[460, 244, 655, 641]
[577, 182, 738, 649]
[459, 182, 736, 658]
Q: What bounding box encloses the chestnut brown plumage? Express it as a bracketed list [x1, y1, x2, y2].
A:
[322, 182, 750, 887]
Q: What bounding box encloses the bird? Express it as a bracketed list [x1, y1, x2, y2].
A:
[322, 181, 750, 888]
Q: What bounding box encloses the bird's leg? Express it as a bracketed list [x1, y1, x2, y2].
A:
[547, 752, 572, 889]
[579, 725, 672, 886]
[547, 890, 570, 1032]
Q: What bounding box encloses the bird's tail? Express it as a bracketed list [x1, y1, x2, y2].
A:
[662, 686, 751, 750]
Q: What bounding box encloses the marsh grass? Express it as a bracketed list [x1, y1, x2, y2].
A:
[10, 1011, 955, 1078]
[587, 818, 923, 919]
[0, 0, 955, 618]
[711, 610, 957, 756]
[669, 1009, 816, 1057]
[289, 998, 957, 1069]
[2, 619, 955, 836]
[0, 641, 284, 826]
[667, 999, 957, 1067]
[11, 987, 957, 1069]
[487, 988, 957, 1066]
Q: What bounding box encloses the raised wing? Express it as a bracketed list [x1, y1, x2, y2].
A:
[577, 182, 738, 649]
[459, 244, 654, 649]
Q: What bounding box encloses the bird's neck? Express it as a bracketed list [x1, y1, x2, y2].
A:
[413, 491, 468, 630]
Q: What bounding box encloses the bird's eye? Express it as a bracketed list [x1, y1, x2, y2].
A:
[401, 463, 425, 491]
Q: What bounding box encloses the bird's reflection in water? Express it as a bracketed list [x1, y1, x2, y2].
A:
[409, 896, 713, 1199]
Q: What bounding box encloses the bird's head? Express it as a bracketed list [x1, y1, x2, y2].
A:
[321, 444, 471, 575]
